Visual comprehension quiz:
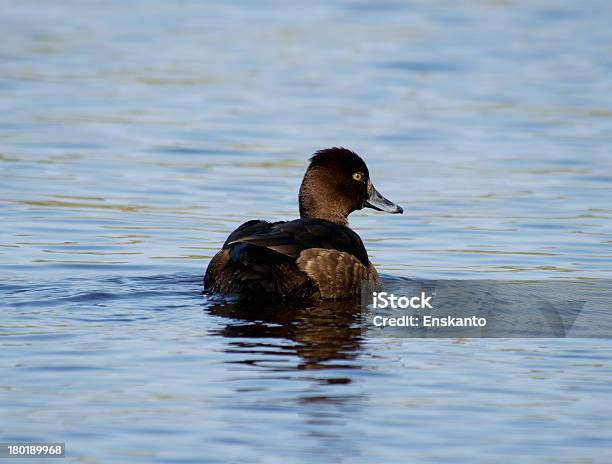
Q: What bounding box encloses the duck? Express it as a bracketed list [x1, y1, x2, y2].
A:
[204, 147, 403, 299]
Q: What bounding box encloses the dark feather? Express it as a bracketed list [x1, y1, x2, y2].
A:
[204, 218, 371, 298]
[308, 147, 369, 177]
[226, 218, 369, 265]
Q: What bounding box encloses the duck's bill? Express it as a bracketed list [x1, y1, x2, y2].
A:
[365, 182, 403, 214]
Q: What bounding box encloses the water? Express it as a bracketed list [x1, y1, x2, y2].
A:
[1, 0, 612, 462]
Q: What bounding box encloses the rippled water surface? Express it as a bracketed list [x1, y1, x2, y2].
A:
[1, 1, 612, 462]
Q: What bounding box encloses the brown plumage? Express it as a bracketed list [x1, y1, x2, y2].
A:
[296, 248, 379, 299]
[204, 147, 403, 299]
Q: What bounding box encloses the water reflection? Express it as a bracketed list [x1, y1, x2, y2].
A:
[205, 294, 368, 457]
[206, 297, 364, 373]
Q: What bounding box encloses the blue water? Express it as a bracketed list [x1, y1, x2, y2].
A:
[1, 1, 612, 462]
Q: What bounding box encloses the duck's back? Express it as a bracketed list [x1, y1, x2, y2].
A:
[204, 218, 378, 299]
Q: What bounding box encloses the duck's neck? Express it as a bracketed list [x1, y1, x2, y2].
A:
[299, 173, 349, 226]
[300, 207, 349, 226]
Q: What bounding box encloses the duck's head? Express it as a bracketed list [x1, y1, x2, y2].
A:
[299, 147, 403, 225]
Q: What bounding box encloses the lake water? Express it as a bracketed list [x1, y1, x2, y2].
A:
[1, 1, 612, 462]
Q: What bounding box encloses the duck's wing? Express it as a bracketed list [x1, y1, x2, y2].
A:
[226, 218, 369, 266]
[204, 220, 271, 291]
[222, 220, 276, 247]
[206, 219, 314, 296]
[224, 219, 374, 298]
[206, 219, 373, 298]
[296, 248, 379, 298]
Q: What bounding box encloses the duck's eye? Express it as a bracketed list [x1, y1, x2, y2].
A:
[352, 172, 364, 182]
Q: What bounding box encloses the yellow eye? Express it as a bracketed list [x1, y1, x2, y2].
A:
[352, 172, 363, 181]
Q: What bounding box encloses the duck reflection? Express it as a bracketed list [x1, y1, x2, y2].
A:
[204, 297, 368, 458]
[204, 296, 364, 373]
